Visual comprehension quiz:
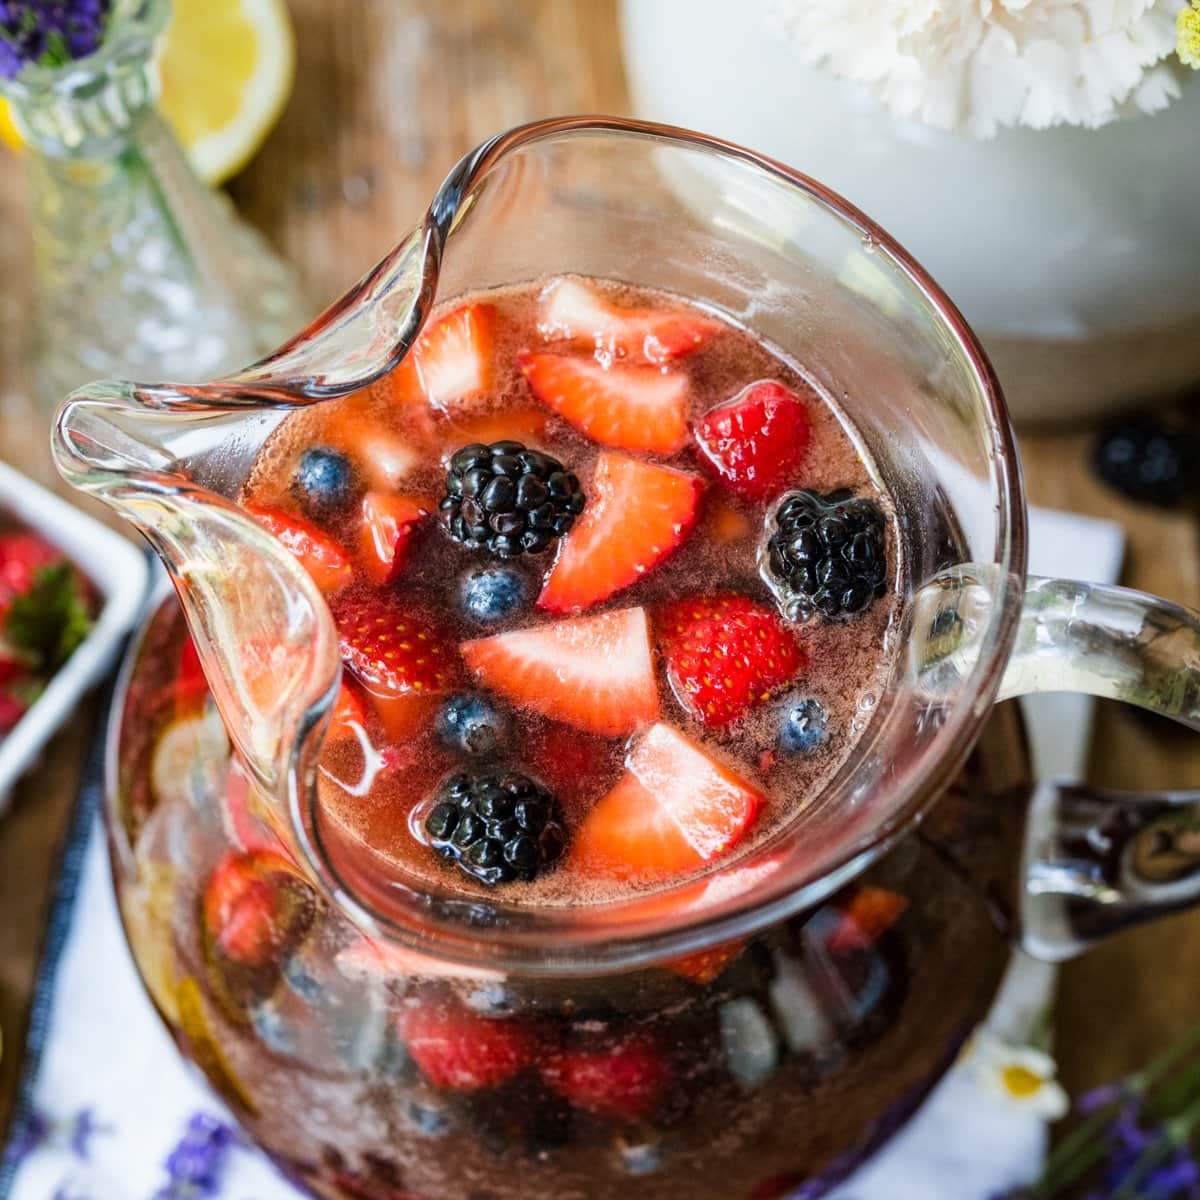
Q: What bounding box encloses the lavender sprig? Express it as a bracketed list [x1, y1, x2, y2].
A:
[0, 1, 112, 81]
[152, 1113, 241, 1200]
[993, 1025, 1200, 1200]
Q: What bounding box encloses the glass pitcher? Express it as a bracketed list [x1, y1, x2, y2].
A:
[53, 118, 1200, 1200]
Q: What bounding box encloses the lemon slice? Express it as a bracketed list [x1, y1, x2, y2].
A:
[0, 0, 294, 184]
[157, 0, 295, 184]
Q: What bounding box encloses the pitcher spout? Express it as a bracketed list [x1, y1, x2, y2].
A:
[50, 224, 442, 847]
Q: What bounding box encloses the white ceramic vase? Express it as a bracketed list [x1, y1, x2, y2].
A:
[620, 0, 1200, 424]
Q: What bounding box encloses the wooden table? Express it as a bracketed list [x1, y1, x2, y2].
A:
[0, 0, 1197, 1151]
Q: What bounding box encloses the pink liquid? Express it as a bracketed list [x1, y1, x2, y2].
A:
[242, 277, 899, 907]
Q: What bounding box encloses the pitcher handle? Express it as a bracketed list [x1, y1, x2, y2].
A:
[915, 570, 1200, 961]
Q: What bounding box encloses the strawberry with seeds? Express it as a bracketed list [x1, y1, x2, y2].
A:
[660, 593, 806, 727]
[538, 452, 702, 613]
[537, 278, 719, 364]
[695, 380, 812, 501]
[519, 350, 689, 455]
[461, 606, 659, 737]
[574, 723, 765, 878]
[334, 592, 460, 700]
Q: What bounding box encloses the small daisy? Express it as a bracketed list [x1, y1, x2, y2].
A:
[1180, 2, 1200, 67]
[969, 1030, 1069, 1121]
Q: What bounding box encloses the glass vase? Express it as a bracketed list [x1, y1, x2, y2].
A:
[0, 0, 308, 412]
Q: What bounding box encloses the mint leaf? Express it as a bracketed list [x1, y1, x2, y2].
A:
[4, 563, 94, 673]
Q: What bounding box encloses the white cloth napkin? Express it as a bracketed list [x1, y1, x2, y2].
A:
[1, 506, 1125, 1200]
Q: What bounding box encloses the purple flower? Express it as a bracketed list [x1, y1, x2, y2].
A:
[0, 0, 111, 79]
[153, 1113, 240, 1200]
[8, 1108, 108, 1163]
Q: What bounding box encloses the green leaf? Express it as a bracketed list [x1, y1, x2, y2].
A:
[4, 562, 94, 673]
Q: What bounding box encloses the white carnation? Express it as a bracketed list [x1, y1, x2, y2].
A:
[768, 0, 1188, 137]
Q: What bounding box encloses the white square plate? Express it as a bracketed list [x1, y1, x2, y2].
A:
[0, 459, 149, 813]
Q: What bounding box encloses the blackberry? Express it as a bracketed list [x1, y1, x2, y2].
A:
[1092, 417, 1199, 507]
[440, 441, 585, 559]
[425, 769, 566, 886]
[763, 489, 887, 621]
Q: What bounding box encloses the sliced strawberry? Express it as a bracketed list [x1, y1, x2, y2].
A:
[519, 351, 689, 454]
[664, 939, 747, 985]
[357, 492, 430, 585]
[659, 593, 805, 727]
[538, 453, 702, 614]
[573, 723, 764, 878]
[461, 607, 659, 736]
[394, 302, 497, 415]
[827, 886, 909, 954]
[172, 634, 209, 718]
[538, 278, 719, 364]
[400, 1006, 538, 1092]
[201, 850, 314, 968]
[543, 1033, 670, 1120]
[0, 531, 63, 602]
[332, 592, 461, 701]
[694, 380, 812, 501]
[244, 504, 353, 594]
[327, 678, 368, 741]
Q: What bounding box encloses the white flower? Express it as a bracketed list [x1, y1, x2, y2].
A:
[967, 1030, 1070, 1119]
[767, 0, 1188, 137]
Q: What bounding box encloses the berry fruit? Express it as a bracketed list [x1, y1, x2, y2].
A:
[440, 441, 585, 560]
[694, 380, 812, 501]
[573, 723, 764, 878]
[401, 1005, 538, 1092]
[1092, 417, 1199, 507]
[537, 278, 719, 364]
[459, 565, 527, 623]
[764, 490, 887, 621]
[777, 695, 827, 755]
[461, 606, 660, 737]
[245, 504, 353, 594]
[519, 350, 690, 454]
[333, 593, 460, 699]
[394, 302, 498, 415]
[358, 492, 429, 585]
[425, 768, 566, 886]
[435, 693, 508, 757]
[543, 1033, 670, 1121]
[200, 850, 315, 969]
[659, 593, 805, 728]
[294, 447, 355, 516]
[538, 452, 702, 614]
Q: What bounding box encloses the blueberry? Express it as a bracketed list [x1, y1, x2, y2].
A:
[295, 447, 355, 515]
[435, 693, 508, 757]
[778, 696, 828, 755]
[460, 565, 526, 623]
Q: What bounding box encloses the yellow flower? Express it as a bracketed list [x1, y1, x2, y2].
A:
[1180, 2, 1200, 69]
[969, 1031, 1069, 1121]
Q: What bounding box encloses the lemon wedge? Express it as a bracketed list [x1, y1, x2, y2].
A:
[0, 0, 295, 184]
